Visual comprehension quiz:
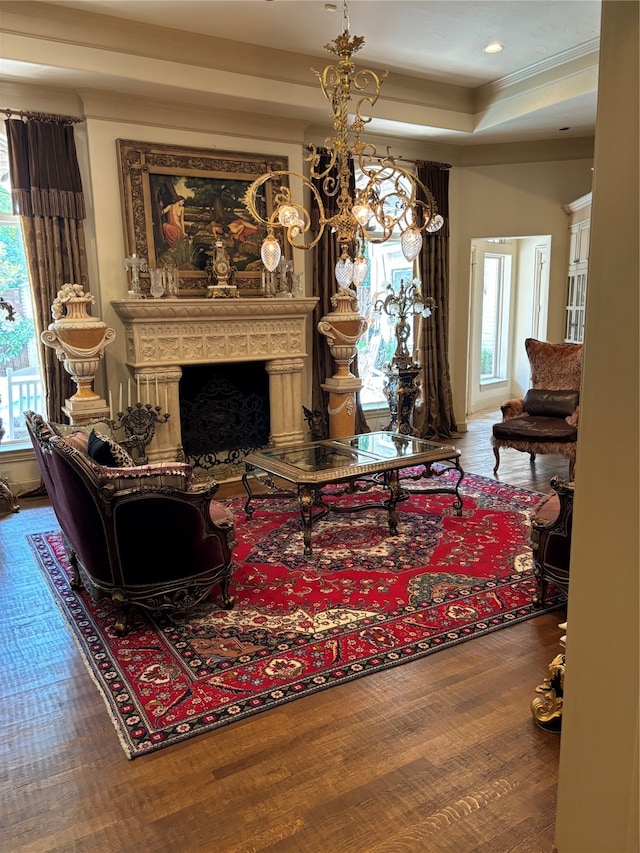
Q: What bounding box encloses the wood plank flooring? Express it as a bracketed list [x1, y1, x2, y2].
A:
[0, 414, 568, 853]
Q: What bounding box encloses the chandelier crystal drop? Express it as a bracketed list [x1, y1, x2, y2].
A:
[400, 226, 423, 262]
[352, 255, 369, 287]
[335, 255, 355, 287]
[260, 231, 282, 272]
[426, 214, 445, 234]
[243, 0, 443, 291]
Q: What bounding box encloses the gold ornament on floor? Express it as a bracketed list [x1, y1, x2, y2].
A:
[531, 653, 565, 731]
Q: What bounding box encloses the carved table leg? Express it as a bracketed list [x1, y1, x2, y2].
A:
[298, 484, 315, 556]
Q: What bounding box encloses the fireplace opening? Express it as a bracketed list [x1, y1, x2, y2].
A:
[179, 363, 270, 470]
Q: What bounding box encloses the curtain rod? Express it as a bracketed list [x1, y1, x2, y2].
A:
[2, 108, 84, 124]
[416, 159, 452, 170]
[305, 145, 451, 169]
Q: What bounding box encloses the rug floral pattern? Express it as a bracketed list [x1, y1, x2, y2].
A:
[28, 471, 561, 758]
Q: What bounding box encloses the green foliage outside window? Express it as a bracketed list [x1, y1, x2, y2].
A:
[0, 186, 35, 364]
[480, 347, 495, 377]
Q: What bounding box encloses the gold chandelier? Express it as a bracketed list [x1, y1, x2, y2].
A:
[243, 0, 443, 290]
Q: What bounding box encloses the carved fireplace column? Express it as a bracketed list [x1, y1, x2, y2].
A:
[132, 366, 183, 462]
[265, 357, 306, 445]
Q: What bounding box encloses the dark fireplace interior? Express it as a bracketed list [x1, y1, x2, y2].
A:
[179, 363, 270, 470]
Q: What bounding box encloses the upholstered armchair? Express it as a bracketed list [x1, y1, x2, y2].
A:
[492, 338, 582, 479]
[25, 411, 237, 635]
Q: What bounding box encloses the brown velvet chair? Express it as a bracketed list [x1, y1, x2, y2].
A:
[26, 411, 237, 635]
[492, 338, 582, 479]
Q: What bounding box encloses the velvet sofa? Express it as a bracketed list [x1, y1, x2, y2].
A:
[25, 411, 237, 635]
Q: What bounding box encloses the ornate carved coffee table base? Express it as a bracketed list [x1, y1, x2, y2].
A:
[243, 431, 463, 555]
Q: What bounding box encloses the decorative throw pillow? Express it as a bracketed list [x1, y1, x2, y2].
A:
[87, 429, 134, 468]
[64, 430, 90, 454]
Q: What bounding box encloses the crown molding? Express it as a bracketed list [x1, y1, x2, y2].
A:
[478, 38, 600, 98]
[562, 192, 593, 214]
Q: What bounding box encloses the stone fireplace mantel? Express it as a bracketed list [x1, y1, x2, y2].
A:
[111, 297, 318, 460]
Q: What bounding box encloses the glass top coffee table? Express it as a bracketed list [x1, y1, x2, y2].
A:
[242, 431, 464, 555]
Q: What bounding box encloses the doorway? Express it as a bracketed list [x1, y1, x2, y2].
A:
[467, 236, 550, 417]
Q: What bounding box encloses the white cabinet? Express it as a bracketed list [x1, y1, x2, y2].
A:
[562, 194, 591, 344]
[568, 220, 590, 265]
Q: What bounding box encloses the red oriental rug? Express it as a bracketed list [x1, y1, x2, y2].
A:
[27, 471, 562, 759]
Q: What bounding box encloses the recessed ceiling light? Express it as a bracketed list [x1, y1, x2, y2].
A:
[483, 42, 503, 54]
[325, 3, 338, 10]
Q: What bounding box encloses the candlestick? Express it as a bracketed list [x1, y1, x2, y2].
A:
[127, 378, 131, 408]
[108, 390, 113, 420]
[145, 376, 149, 404]
[118, 383, 123, 414]
[137, 375, 140, 403]
[165, 384, 168, 414]
[155, 376, 159, 407]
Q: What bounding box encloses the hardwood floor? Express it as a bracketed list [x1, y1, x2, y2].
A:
[0, 415, 568, 853]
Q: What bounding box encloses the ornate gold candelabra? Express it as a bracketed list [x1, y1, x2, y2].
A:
[374, 279, 436, 435]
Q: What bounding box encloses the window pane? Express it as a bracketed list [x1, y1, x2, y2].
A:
[1, 138, 43, 447]
[480, 255, 502, 380]
[356, 239, 414, 406]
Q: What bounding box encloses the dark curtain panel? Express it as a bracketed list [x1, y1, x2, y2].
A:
[413, 163, 457, 438]
[5, 118, 88, 422]
[310, 150, 368, 435]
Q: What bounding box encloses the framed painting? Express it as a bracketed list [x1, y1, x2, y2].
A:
[117, 140, 290, 297]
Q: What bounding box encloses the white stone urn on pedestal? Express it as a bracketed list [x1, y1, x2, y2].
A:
[41, 283, 116, 423]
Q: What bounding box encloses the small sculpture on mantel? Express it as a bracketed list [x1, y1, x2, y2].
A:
[205, 241, 238, 298]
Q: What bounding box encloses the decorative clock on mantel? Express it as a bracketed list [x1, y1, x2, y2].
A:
[205, 241, 239, 298]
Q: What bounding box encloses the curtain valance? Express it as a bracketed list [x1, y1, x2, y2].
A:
[5, 118, 86, 219]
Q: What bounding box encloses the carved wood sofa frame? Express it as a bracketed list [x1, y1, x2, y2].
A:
[25, 411, 236, 635]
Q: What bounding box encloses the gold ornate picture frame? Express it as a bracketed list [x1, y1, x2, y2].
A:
[117, 140, 289, 297]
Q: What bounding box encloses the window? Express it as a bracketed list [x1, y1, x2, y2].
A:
[356, 238, 414, 407]
[0, 133, 43, 447]
[479, 252, 511, 382]
[353, 165, 417, 408]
